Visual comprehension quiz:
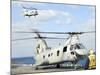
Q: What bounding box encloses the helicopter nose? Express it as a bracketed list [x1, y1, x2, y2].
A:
[75, 49, 87, 55]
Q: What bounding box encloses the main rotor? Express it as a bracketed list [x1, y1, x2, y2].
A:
[12, 30, 95, 41]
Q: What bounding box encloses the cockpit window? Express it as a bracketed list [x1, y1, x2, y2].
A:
[75, 44, 80, 49]
[57, 50, 60, 56]
[76, 44, 85, 49]
[63, 46, 67, 52]
[70, 43, 85, 50]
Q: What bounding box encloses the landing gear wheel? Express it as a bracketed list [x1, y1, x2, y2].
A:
[72, 61, 78, 70]
[56, 64, 60, 68]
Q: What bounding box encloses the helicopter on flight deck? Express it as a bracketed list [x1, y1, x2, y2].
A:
[13, 29, 95, 69]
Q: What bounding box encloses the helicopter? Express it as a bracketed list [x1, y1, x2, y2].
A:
[12, 29, 95, 69]
[22, 6, 38, 17]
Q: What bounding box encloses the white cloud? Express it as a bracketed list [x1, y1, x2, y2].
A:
[29, 9, 72, 25]
[31, 9, 56, 21]
[55, 11, 72, 25]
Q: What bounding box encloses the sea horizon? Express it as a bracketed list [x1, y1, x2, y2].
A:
[11, 56, 35, 64]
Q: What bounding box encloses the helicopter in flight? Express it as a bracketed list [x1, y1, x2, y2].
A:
[22, 6, 38, 17]
[12, 29, 95, 69]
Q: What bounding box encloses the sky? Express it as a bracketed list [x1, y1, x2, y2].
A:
[12, 1, 96, 58]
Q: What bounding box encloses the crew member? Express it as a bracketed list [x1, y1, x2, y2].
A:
[85, 49, 96, 70]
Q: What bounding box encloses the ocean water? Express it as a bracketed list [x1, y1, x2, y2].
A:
[11, 57, 35, 64]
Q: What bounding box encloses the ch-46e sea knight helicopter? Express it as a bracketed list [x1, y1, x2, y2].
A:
[22, 6, 38, 17]
[13, 30, 95, 69]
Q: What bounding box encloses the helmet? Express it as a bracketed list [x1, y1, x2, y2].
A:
[89, 49, 94, 55]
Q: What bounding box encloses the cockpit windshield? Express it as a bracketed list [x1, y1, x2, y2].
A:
[70, 43, 85, 50]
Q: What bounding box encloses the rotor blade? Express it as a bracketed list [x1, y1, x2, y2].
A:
[28, 7, 37, 10]
[13, 31, 77, 34]
[13, 31, 96, 34]
[22, 6, 37, 10]
[12, 37, 67, 41]
[12, 37, 34, 41]
[82, 31, 96, 34]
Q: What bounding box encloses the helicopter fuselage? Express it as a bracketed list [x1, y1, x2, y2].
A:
[23, 9, 38, 17]
[34, 43, 87, 66]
